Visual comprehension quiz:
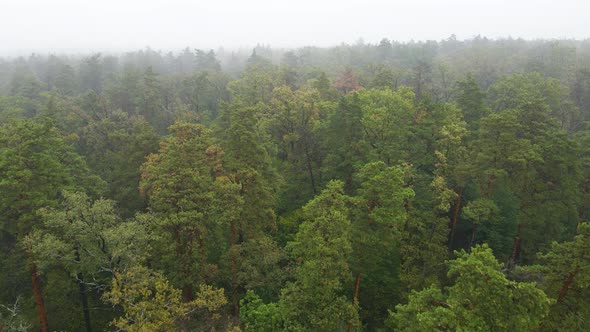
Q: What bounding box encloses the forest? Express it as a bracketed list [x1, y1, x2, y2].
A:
[0, 37, 589, 331]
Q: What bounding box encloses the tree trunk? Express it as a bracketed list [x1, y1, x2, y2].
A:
[579, 177, 589, 221]
[448, 187, 463, 248]
[469, 223, 478, 249]
[181, 285, 193, 303]
[230, 220, 239, 317]
[77, 272, 92, 332]
[420, 219, 440, 284]
[304, 145, 317, 195]
[172, 227, 195, 303]
[74, 248, 92, 332]
[508, 224, 524, 268]
[352, 273, 361, 304]
[31, 265, 49, 332]
[195, 227, 207, 283]
[557, 270, 578, 304]
[348, 273, 361, 332]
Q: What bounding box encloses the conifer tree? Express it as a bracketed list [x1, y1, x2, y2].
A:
[280, 181, 360, 331]
[0, 119, 104, 332]
[390, 244, 550, 331]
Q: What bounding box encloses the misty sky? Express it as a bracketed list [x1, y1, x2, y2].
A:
[1, 0, 589, 54]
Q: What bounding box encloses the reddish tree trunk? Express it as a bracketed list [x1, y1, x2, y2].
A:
[174, 228, 194, 302]
[31, 265, 49, 332]
[76, 272, 92, 332]
[74, 248, 92, 332]
[230, 220, 239, 317]
[197, 231, 206, 260]
[448, 187, 463, 248]
[509, 224, 524, 268]
[352, 273, 361, 304]
[183, 285, 194, 303]
[579, 177, 589, 221]
[557, 270, 578, 304]
[469, 223, 478, 249]
[304, 145, 317, 195]
[348, 273, 361, 332]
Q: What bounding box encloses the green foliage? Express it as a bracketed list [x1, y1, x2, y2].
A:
[0, 297, 31, 332]
[178, 70, 230, 123]
[79, 111, 159, 217]
[140, 67, 171, 133]
[237, 236, 287, 302]
[240, 291, 284, 332]
[0, 95, 38, 120]
[1, 41, 589, 331]
[22, 191, 153, 331]
[140, 121, 224, 291]
[489, 72, 578, 132]
[79, 54, 104, 93]
[462, 198, 498, 225]
[25, 191, 151, 278]
[266, 85, 327, 211]
[462, 198, 500, 247]
[323, 92, 365, 192]
[280, 181, 360, 331]
[472, 98, 581, 261]
[357, 87, 415, 165]
[10, 65, 42, 100]
[389, 244, 550, 331]
[352, 162, 414, 328]
[455, 73, 488, 127]
[519, 223, 590, 331]
[223, 104, 277, 238]
[399, 179, 451, 292]
[356, 161, 415, 227]
[228, 62, 280, 106]
[0, 119, 104, 237]
[369, 65, 400, 90]
[104, 266, 227, 332]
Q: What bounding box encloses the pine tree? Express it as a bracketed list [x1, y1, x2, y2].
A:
[390, 244, 550, 331]
[140, 122, 223, 301]
[0, 119, 104, 332]
[280, 181, 360, 331]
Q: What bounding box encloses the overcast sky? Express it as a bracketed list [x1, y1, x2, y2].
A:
[0, 0, 588, 55]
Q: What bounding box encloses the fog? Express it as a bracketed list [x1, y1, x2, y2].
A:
[1, 0, 589, 55]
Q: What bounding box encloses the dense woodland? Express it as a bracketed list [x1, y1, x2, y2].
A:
[0, 37, 590, 331]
